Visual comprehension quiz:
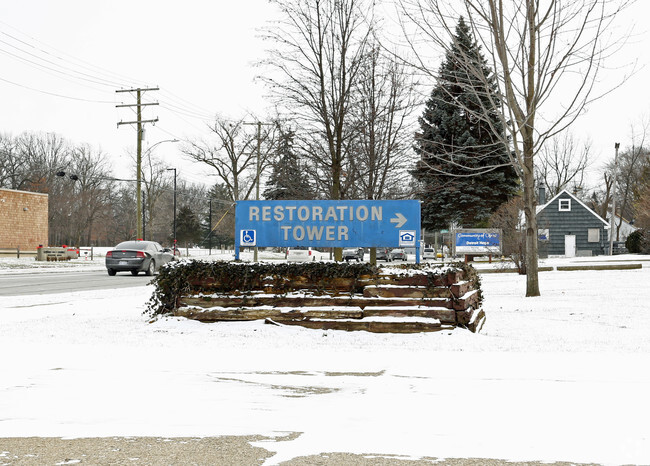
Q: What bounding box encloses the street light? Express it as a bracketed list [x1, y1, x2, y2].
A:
[609, 142, 621, 255]
[243, 121, 272, 262]
[55, 171, 79, 181]
[135, 138, 179, 240]
[166, 167, 177, 255]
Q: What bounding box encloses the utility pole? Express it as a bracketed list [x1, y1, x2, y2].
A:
[116, 87, 159, 240]
[166, 168, 177, 255]
[142, 190, 146, 240]
[609, 142, 621, 255]
[208, 199, 213, 254]
[243, 121, 273, 262]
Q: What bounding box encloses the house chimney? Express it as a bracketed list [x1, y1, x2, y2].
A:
[538, 185, 546, 205]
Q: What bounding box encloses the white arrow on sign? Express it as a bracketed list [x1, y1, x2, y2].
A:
[390, 212, 407, 228]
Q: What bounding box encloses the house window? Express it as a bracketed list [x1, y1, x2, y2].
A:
[559, 199, 571, 211]
[587, 228, 600, 243]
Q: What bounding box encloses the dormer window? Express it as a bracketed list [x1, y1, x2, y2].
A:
[559, 199, 571, 211]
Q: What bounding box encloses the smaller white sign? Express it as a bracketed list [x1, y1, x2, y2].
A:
[538, 228, 550, 242]
[240, 229, 256, 246]
[399, 230, 416, 247]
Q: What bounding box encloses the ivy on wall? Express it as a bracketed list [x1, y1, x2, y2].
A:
[145, 260, 481, 317]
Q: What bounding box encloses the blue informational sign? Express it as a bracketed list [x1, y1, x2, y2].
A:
[235, 200, 421, 258]
[454, 230, 501, 254]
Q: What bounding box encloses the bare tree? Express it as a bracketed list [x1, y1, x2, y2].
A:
[588, 172, 614, 220]
[182, 116, 275, 201]
[635, 185, 650, 229]
[14, 132, 70, 193]
[0, 133, 22, 189]
[489, 196, 527, 273]
[65, 145, 115, 246]
[139, 150, 172, 242]
[106, 184, 137, 244]
[349, 40, 418, 200]
[9, 132, 72, 245]
[537, 132, 591, 198]
[399, 0, 634, 296]
[612, 122, 650, 239]
[260, 0, 372, 201]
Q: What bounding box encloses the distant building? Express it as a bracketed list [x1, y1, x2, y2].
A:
[606, 213, 638, 242]
[536, 187, 609, 257]
[0, 188, 49, 250]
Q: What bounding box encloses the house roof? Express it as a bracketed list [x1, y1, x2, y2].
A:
[537, 189, 610, 227]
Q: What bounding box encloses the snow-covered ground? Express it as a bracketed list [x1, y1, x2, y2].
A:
[1, 254, 649, 465]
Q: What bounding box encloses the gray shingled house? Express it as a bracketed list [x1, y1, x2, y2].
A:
[536, 188, 609, 257]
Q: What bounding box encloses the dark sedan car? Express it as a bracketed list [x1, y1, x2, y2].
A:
[105, 240, 176, 276]
[342, 247, 364, 262]
[390, 248, 408, 261]
[376, 247, 392, 262]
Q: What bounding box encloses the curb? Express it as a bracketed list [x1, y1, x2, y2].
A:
[477, 263, 643, 273]
[556, 263, 642, 271]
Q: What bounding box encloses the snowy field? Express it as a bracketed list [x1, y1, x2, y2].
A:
[1, 254, 649, 465]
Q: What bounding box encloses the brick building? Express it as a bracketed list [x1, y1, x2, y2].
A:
[0, 188, 49, 250]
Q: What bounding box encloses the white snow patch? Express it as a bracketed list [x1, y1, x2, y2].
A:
[1, 256, 649, 465]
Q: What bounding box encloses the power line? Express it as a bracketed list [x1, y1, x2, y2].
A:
[159, 89, 216, 117]
[159, 102, 214, 120]
[0, 44, 123, 88]
[0, 37, 123, 88]
[0, 21, 139, 87]
[56, 171, 234, 205]
[0, 22, 220, 119]
[0, 75, 114, 103]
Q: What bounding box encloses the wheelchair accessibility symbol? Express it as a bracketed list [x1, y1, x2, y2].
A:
[240, 229, 256, 246]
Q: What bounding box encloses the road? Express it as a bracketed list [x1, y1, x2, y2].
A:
[0, 269, 153, 296]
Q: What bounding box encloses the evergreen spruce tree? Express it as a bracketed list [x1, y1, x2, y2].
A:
[412, 17, 518, 230]
[175, 205, 202, 246]
[263, 129, 314, 200]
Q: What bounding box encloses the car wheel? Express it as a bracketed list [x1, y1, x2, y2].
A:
[131, 270, 139, 276]
[107, 268, 116, 276]
[145, 260, 155, 276]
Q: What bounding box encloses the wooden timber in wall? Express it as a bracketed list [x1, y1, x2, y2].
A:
[173, 265, 485, 334]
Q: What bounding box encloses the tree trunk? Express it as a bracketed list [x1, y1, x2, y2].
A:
[522, 139, 540, 297]
[332, 156, 343, 261]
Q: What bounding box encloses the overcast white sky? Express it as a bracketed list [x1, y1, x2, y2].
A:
[0, 1, 649, 190]
[0, 1, 279, 186]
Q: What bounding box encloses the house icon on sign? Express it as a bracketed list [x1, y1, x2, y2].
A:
[399, 230, 416, 246]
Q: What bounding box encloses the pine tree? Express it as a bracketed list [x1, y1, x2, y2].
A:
[412, 17, 518, 230]
[263, 129, 314, 200]
[175, 205, 202, 247]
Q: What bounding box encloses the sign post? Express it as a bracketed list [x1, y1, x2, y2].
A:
[234, 200, 421, 262]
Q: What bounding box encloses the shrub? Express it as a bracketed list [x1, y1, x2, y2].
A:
[625, 229, 648, 253]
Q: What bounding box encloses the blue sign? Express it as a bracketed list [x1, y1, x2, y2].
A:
[454, 230, 501, 254]
[235, 200, 420, 251]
